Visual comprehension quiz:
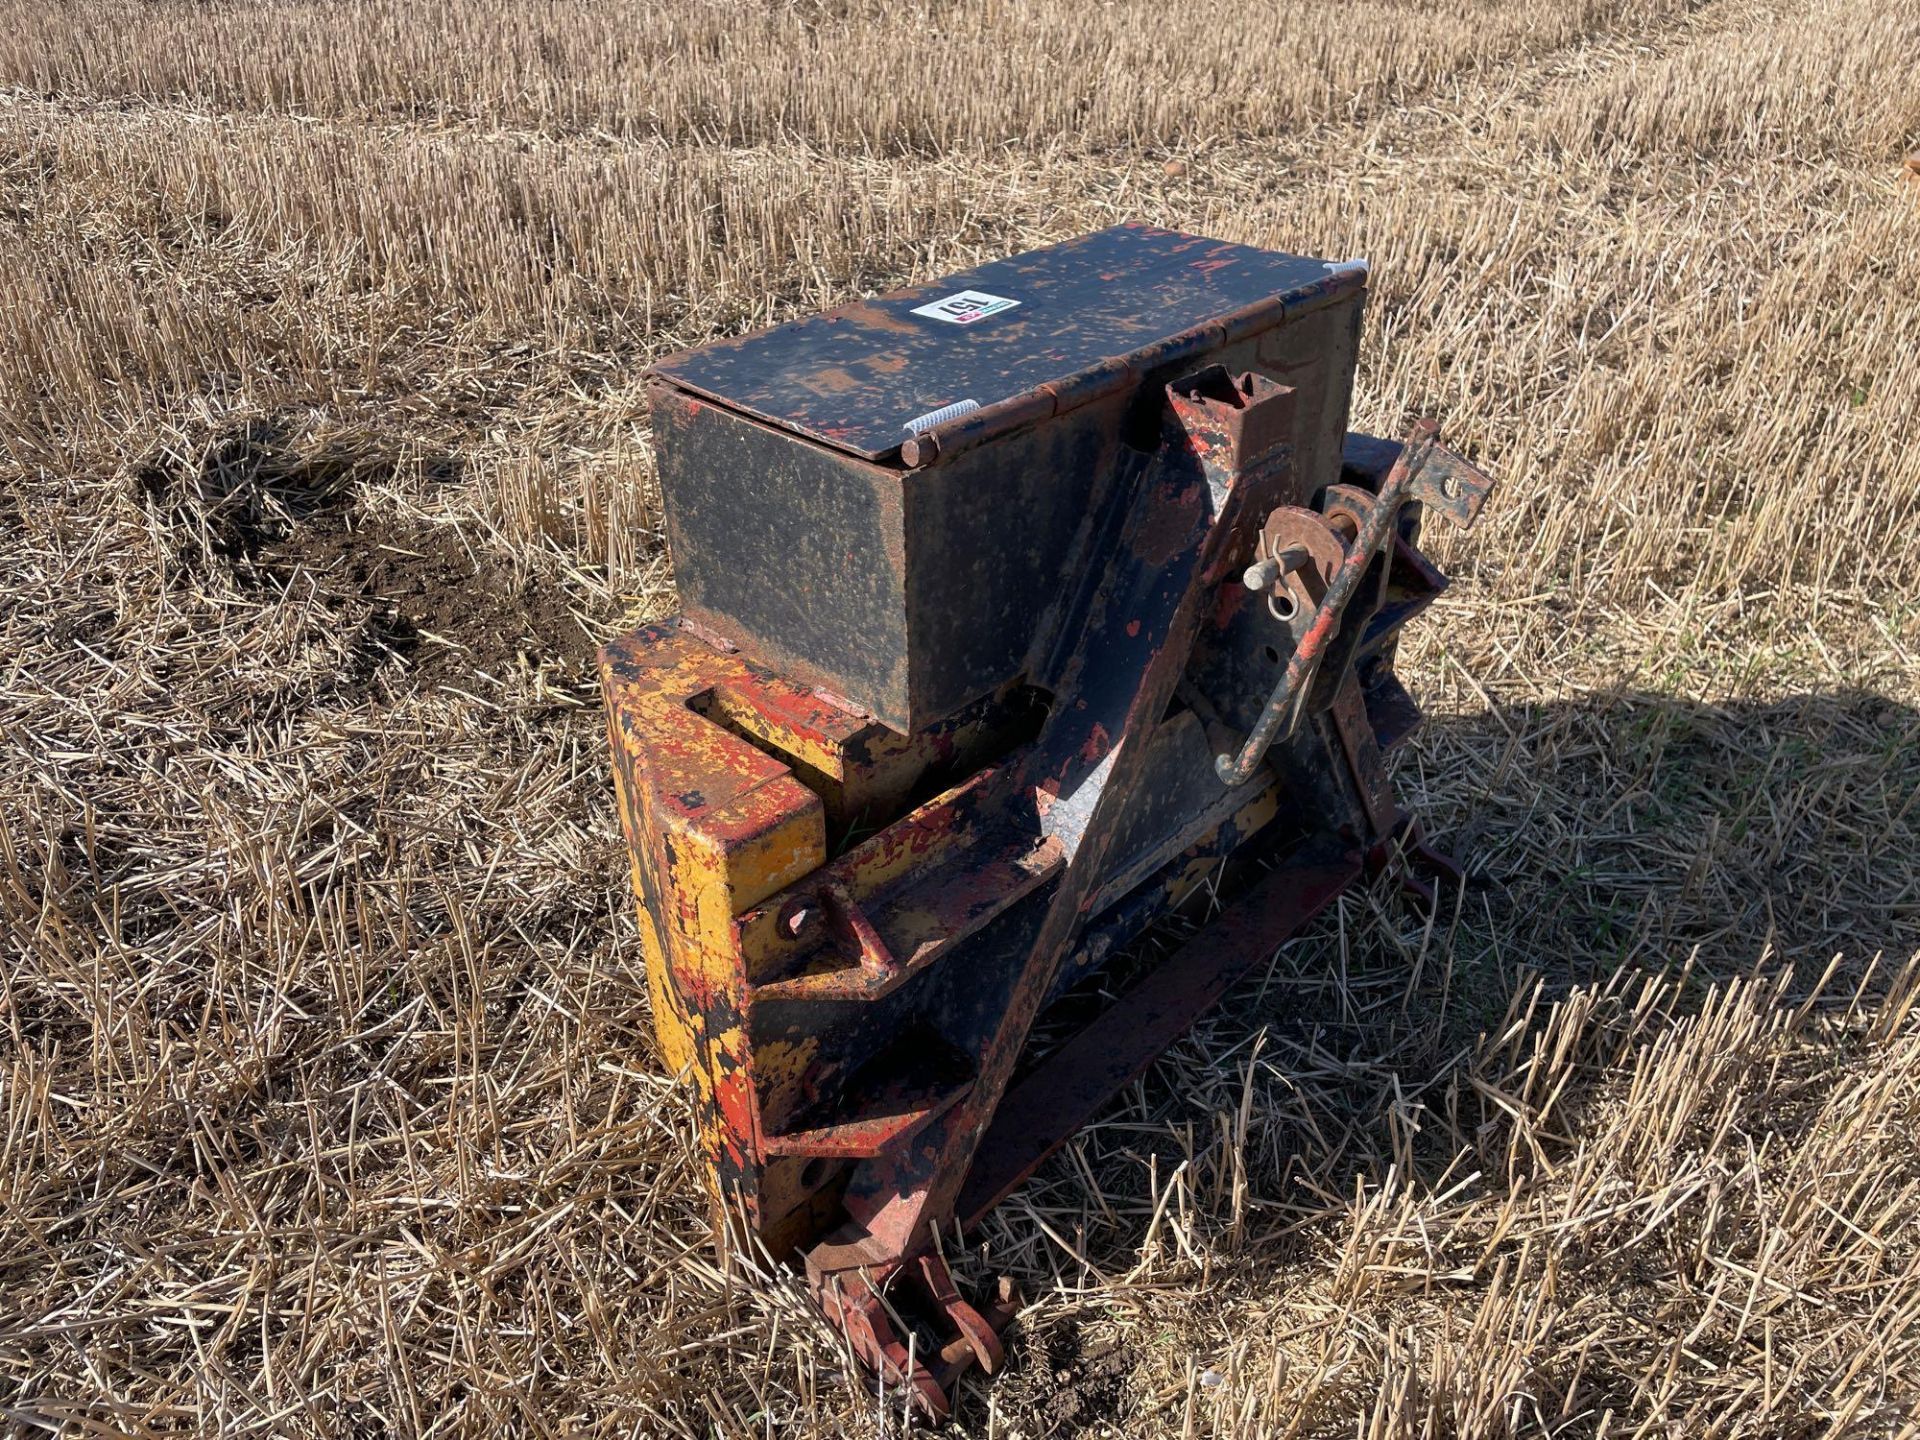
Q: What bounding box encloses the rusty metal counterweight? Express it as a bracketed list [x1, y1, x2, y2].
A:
[599, 224, 1495, 1419]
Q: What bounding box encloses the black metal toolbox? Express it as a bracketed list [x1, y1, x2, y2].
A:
[649, 223, 1367, 732]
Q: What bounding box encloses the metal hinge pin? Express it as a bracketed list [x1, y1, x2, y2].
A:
[1242, 546, 1309, 592]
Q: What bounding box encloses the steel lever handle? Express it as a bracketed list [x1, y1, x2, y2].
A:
[1213, 421, 1490, 786]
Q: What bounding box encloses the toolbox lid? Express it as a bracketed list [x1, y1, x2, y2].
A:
[650, 223, 1363, 462]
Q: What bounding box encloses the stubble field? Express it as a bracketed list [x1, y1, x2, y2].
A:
[2, 1, 1918, 1435]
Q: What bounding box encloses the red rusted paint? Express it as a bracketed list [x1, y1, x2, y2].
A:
[1078, 722, 1113, 762]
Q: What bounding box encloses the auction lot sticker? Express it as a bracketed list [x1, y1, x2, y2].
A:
[911, 290, 1021, 324]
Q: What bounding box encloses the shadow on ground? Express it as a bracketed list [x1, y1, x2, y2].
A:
[978, 682, 1919, 1430]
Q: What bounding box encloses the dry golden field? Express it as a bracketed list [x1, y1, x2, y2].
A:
[3, 0, 1919, 1435]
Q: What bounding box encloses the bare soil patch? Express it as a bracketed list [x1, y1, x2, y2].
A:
[271, 509, 597, 695]
[130, 416, 596, 696]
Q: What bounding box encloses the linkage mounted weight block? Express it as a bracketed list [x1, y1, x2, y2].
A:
[600, 224, 1494, 1417]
